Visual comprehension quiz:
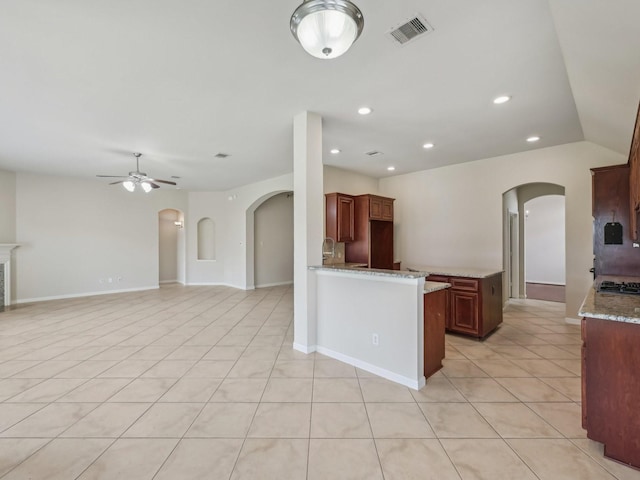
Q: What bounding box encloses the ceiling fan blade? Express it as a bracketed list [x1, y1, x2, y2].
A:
[109, 180, 126, 185]
[148, 181, 161, 189]
[97, 175, 129, 178]
[149, 178, 177, 186]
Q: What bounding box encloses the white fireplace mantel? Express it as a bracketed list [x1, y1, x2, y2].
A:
[0, 244, 20, 308]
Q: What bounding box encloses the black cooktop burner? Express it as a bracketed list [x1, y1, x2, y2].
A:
[599, 280, 640, 295]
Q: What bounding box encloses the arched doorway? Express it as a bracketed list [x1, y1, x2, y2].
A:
[502, 183, 565, 301]
[158, 208, 185, 284]
[245, 190, 293, 289]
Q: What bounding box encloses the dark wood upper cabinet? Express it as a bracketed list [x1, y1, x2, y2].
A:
[629, 102, 640, 241]
[325, 193, 355, 243]
[368, 195, 394, 221]
[592, 164, 640, 276]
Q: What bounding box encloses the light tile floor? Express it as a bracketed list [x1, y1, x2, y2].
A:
[0, 285, 639, 479]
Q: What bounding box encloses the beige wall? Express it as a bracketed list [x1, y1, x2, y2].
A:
[254, 192, 294, 287]
[0, 169, 16, 243]
[159, 209, 180, 283]
[15, 173, 188, 302]
[379, 141, 625, 319]
[324, 165, 379, 195]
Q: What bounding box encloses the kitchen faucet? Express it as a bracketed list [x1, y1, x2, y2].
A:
[322, 237, 335, 260]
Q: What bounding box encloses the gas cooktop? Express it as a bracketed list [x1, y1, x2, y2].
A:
[598, 280, 640, 295]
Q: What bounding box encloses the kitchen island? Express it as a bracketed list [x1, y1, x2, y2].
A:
[579, 277, 640, 469]
[411, 266, 504, 338]
[307, 264, 445, 389]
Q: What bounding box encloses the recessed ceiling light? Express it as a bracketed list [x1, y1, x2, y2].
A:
[358, 107, 372, 115]
[330, 148, 341, 154]
[526, 136, 541, 143]
[423, 143, 434, 149]
[493, 95, 511, 104]
[387, 166, 395, 171]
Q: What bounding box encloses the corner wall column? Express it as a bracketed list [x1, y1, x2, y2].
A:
[293, 111, 323, 353]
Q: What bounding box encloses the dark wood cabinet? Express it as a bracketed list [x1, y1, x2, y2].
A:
[582, 316, 640, 469]
[325, 193, 355, 243]
[345, 194, 395, 269]
[629, 103, 640, 240]
[423, 288, 447, 378]
[426, 273, 503, 338]
[592, 165, 640, 276]
[369, 195, 394, 221]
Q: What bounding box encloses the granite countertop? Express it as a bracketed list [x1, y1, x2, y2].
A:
[309, 264, 428, 279]
[579, 276, 640, 324]
[424, 281, 451, 294]
[408, 265, 503, 279]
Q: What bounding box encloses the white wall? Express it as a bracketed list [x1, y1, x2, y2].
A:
[158, 209, 180, 283]
[0, 169, 16, 243]
[254, 192, 293, 287]
[379, 141, 625, 319]
[525, 195, 566, 284]
[323, 165, 379, 195]
[315, 270, 425, 389]
[15, 173, 188, 302]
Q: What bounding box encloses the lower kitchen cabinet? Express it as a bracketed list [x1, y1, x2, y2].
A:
[423, 288, 447, 378]
[426, 273, 503, 338]
[582, 316, 640, 468]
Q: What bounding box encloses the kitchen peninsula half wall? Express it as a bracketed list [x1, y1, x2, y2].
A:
[307, 265, 431, 389]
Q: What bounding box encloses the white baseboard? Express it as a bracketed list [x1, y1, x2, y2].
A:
[565, 317, 581, 325]
[159, 279, 178, 284]
[255, 281, 294, 288]
[526, 281, 566, 286]
[293, 342, 317, 355]
[16, 286, 159, 304]
[315, 345, 425, 391]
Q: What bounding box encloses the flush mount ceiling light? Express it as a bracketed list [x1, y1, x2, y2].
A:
[387, 166, 396, 171]
[493, 95, 511, 104]
[422, 143, 435, 149]
[358, 106, 372, 115]
[291, 0, 364, 59]
[526, 136, 541, 143]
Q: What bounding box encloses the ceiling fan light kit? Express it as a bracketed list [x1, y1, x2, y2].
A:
[97, 152, 177, 193]
[290, 0, 364, 59]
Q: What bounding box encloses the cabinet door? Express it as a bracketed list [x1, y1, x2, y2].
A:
[450, 290, 479, 335]
[326, 193, 354, 243]
[630, 103, 640, 240]
[369, 196, 383, 220]
[381, 198, 394, 221]
[337, 195, 355, 242]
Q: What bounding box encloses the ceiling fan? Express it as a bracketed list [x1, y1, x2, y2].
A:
[97, 152, 177, 193]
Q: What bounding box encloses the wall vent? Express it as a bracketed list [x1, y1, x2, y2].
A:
[387, 14, 433, 46]
[365, 150, 383, 157]
[214, 153, 230, 159]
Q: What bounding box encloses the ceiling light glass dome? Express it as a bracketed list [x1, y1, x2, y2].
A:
[291, 0, 364, 59]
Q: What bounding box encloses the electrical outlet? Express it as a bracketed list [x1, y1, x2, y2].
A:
[372, 333, 379, 346]
[108, 277, 113, 283]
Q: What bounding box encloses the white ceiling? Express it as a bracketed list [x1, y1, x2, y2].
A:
[0, 0, 638, 191]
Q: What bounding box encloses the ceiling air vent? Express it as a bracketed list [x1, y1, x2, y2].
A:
[387, 14, 433, 46]
[214, 153, 230, 159]
[365, 150, 383, 157]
